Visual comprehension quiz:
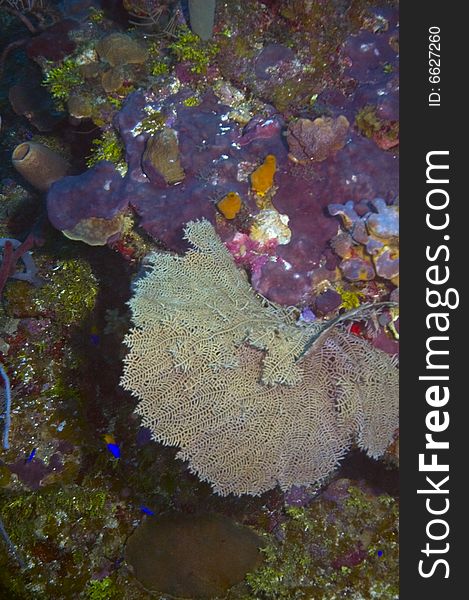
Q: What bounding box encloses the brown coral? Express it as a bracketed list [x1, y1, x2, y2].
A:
[96, 33, 148, 67]
[125, 513, 262, 597]
[121, 220, 398, 496]
[142, 127, 185, 185]
[287, 115, 349, 163]
[101, 68, 124, 93]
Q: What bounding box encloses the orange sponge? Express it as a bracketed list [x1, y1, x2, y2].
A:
[250, 154, 276, 196]
[217, 192, 242, 219]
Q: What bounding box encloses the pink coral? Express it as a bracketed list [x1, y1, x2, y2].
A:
[225, 232, 279, 278]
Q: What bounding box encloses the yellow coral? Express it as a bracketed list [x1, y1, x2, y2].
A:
[217, 192, 242, 219]
[336, 285, 365, 310]
[250, 154, 276, 196]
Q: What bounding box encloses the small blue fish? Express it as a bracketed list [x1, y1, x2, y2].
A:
[377, 550, 383, 557]
[140, 505, 155, 516]
[25, 448, 37, 463]
[107, 443, 120, 458]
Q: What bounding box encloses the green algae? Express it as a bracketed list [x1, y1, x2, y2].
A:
[269, 77, 317, 113]
[35, 259, 98, 325]
[87, 7, 105, 24]
[355, 105, 385, 139]
[183, 95, 201, 107]
[0, 465, 11, 487]
[84, 576, 118, 600]
[3, 485, 107, 526]
[336, 285, 366, 310]
[355, 105, 399, 145]
[43, 59, 84, 105]
[4, 256, 98, 326]
[136, 109, 166, 135]
[0, 483, 131, 598]
[86, 130, 126, 174]
[169, 26, 219, 74]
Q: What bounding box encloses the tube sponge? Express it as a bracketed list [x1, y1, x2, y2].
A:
[188, 0, 216, 41]
[12, 142, 69, 191]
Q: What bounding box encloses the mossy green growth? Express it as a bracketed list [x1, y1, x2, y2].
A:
[355, 105, 382, 138]
[151, 60, 170, 77]
[0, 464, 11, 487]
[0, 484, 117, 598]
[169, 26, 219, 74]
[183, 95, 200, 107]
[269, 77, 316, 112]
[86, 130, 127, 174]
[245, 485, 399, 599]
[4, 485, 107, 525]
[43, 58, 84, 103]
[35, 259, 98, 325]
[355, 105, 399, 146]
[147, 42, 170, 76]
[106, 96, 123, 110]
[85, 576, 118, 600]
[134, 108, 166, 135]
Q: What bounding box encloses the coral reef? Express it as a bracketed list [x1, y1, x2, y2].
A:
[0, 1, 399, 595]
[121, 220, 398, 496]
[244, 480, 399, 599]
[46, 74, 397, 303]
